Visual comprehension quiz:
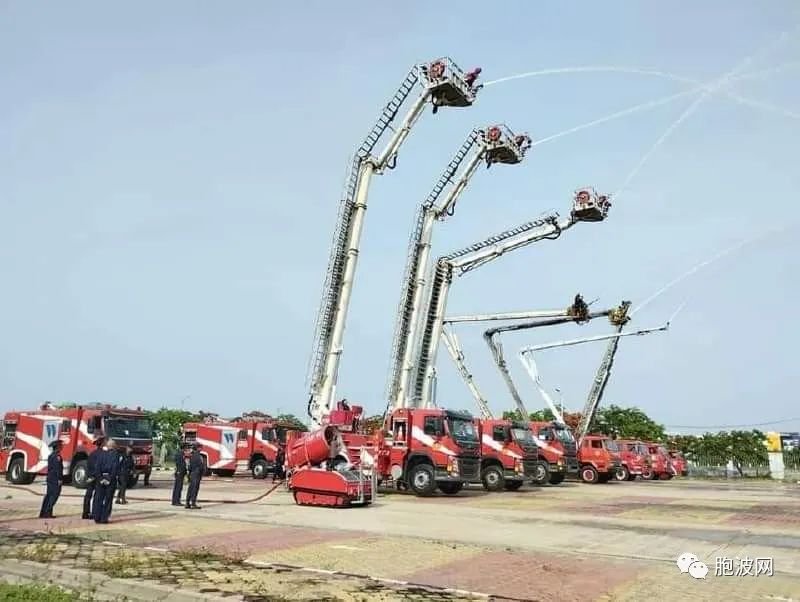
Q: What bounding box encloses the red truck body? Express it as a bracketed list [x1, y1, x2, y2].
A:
[1, 403, 153, 488]
[181, 417, 290, 478]
[372, 408, 481, 497]
[528, 421, 576, 484]
[577, 434, 621, 484]
[613, 439, 651, 481]
[668, 449, 688, 476]
[476, 419, 552, 490]
[645, 443, 676, 480]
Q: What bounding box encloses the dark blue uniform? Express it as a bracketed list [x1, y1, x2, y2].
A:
[185, 449, 203, 509]
[172, 448, 187, 506]
[39, 446, 63, 518]
[92, 447, 119, 523]
[82, 446, 103, 519]
[116, 451, 134, 503]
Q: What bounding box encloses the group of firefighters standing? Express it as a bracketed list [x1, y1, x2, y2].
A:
[38, 437, 206, 521]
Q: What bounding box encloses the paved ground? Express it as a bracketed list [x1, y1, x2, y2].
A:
[2, 474, 799, 601]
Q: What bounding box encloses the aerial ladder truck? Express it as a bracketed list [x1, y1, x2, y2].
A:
[517, 311, 670, 483]
[386, 125, 531, 414]
[439, 296, 628, 486]
[411, 188, 612, 411]
[289, 58, 481, 507]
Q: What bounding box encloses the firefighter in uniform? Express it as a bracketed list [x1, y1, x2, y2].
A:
[185, 443, 203, 509]
[93, 439, 119, 524]
[116, 446, 134, 504]
[82, 436, 105, 519]
[39, 440, 63, 519]
[172, 444, 187, 506]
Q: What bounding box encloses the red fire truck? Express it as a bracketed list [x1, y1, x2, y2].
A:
[528, 421, 578, 484]
[645, 442, 676, 480]
[1, 403, 153, 488]
[181, 415, 291, 479]
[476, 419, 553, 491]
[668, 449, 687, 476]
[613, 439, 651, 481]
[577, 434, 621, 484]
[372, 408, 481, 497]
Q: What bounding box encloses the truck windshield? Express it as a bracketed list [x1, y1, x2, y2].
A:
[105, 417, 153, 440]
[447, 418, 478, 443]
[553, 427, 574, 443]
[511, 427, 535, 445]
[603, 439, 619, 452]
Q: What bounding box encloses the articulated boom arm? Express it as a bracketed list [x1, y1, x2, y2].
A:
[307, 58, 481, 426]
[483, 300, 622, 422]
[386, 124, 529, 413]
[441, 327, 493, 419]
[411, 187, 612, 409]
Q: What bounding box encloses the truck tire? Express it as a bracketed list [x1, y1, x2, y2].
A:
[580, 464, 599, 484]
[531, 462, 549, 486]
[438, 482, 463, 495]
[615, 465, 630, 482]
[659, 472, 673, 480]
[548, 472, 566, 485]
[641, 467, 654, 480]
[251, 459, 268, 479]
[70, 459, 89, 489]
[408, 463, 437, 497]
[481, 465, 505, 492]
[8, 458, 34, 485]
[503, 480, 523, 491]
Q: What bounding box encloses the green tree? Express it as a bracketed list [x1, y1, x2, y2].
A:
[592, 404, 666, 441]
[146, 407, 199, 448]
[277, 414, 308, 432]
[502, 408, 556, 421]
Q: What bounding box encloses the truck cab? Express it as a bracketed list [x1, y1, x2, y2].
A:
[578, 434, 621, 483]
[181, 420, 239, 477]
[645, 443, 675, 480]
[529, 420, 576, 484]
[375, 408, 480, 497]
[236, 418, 291, 479]
[668, 449, 687, 476]
[613, 439, 650, 481]
[476, 419, 551, 491]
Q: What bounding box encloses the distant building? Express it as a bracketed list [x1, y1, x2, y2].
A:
[780, 432, 800, 450]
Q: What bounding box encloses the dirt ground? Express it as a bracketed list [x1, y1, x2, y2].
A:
[2, 474, 799, 601]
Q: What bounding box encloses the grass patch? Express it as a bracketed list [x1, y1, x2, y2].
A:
[87, 552, 152, 579]
[174, 546, 245, 564]
[12, 542, 58, 563]
[0, 581, 77, 601]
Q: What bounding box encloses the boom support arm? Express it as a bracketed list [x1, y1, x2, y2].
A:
[307, 58, 480, 426]
[411, 185, 612, 409]
[441, 327, 494, 419]
[386, 125, 529, 412]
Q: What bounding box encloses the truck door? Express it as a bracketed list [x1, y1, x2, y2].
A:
[220, 427, 238, 462]
[39, 418, 62, 471]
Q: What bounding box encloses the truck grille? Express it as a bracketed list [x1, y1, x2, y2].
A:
[522, 459, 540, 476]
[563, 441, 576, 455]
[458, 456, 479, 480]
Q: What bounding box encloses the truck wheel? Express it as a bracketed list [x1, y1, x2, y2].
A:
[615, 465, 630, 482]
[252, 459, 268, 479]
[659, 472, 673, 480]
[8, 458, 34, 485]
[580, 465, 599, 484]
[548, 472, 565, 485]
[503, 480, 523, 491]
[641, 467, 654, 480]
[481, 465, 505, 492]
[438, 482, 463, 495]
[531, 462, 549, 486]
[409, 464, 437, 497]
[70, 459, 89, 489]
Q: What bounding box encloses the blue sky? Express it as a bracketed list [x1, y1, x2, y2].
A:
[1, 2, 798, 433]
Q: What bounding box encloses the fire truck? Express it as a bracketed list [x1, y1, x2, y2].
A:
[1, 403, 153, 488]
[474, 418, 544, 491]
[528, 421, 577, 483]
[181, 413, 291, 479]
[577, 434, 621, 483]
[667, 449, 688, 476]
[613, 439, 651, 480]
[289, 57, 483, 506]
[645, 442, 676, 480]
